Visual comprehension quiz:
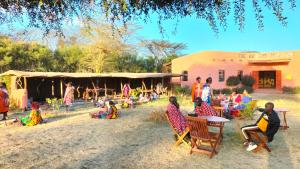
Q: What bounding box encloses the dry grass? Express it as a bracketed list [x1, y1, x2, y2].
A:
[147, 107, 167, 123]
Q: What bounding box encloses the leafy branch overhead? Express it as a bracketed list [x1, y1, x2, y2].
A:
[0, 0, 297, 34]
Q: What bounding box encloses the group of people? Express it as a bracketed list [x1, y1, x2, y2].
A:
[166, 76, 281, 152]
[90, 100, 119, 119]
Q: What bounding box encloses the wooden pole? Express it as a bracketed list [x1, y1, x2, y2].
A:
[151, 78, 153, 91]
[104, 79, 107, 97]
[121, 80, 123, 98]
[60, 79, 63, 99]
[24, 77, 27, 89]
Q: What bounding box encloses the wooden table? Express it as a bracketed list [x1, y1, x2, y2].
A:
[213, 106, 226, 117]
[275, 108, 289, 130]
[198, 116, 230, 123]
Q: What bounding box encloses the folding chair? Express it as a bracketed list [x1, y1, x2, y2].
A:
[165, 111, 190, 148]
[186, 116, 221, 158]
[248, 130, 271, 152]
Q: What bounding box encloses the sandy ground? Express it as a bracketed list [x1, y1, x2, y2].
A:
[0, 94, 300, 169]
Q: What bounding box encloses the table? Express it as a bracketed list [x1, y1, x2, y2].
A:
[198, 116, 230, 141]
[274, 108, 289, 130]
[198, 116, 230, 123]
[213, 106, 226, 117]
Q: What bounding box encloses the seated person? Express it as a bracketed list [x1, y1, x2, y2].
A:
[242, 90, 252, 103]
[241, 102, 280, 151]
[194, 97, 217, 116]
[230, 91, 242, 104]
[106, 101, 118, 119]
[166, 96, 187, 134]
[90, 102, 108, 118]
[122, 97, 134, 108]
[151, 90, 158, 101]
[16, 102, 43, 126]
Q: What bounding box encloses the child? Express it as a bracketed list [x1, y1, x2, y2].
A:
[106, 101, 118, 119]
[241, 102, 280, 151]
[90, 102, 108, 118]
[17, 102, 43, 126]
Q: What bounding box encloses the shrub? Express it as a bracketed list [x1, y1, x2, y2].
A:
[174, 85, 191, 95]
[221, 88, 232, 95]
[234, 86, 254, 94]
[226, 76, 240, 86]
[241, 75, 256, 87]
[213, 89, 221, 95]
[147, 107, 167, 123]
[130, 87, 143, 97]
[282, 86, 300, 94]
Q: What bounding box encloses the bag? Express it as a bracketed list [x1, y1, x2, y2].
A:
[257, 115, 269, 132]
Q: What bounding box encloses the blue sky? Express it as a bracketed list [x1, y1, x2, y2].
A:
[135, 1, 300, 55]
[0, 1, 299, 55]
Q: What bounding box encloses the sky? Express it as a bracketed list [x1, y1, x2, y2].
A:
[0, 1, 299, 55]
[134, 1, 300, 55]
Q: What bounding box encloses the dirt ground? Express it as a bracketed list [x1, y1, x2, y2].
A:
[0, 94, 299, 169]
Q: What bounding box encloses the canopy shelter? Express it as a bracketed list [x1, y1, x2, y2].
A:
[0, 70, 180, 104]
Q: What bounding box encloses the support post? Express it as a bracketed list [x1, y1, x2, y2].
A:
[121, 80, 123, 98]
[60, 79, 63, 99]
[151, 79, 153, 91]
[24, 77, 27, 89]
[104, 80, 107, 97]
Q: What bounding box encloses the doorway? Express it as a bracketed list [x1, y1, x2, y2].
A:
[258, 71, 276, 88]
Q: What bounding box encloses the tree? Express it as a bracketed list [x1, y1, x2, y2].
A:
[0, 1, 296, 34]
[141, 40, 185, 72]
[54, 45, 84, 72]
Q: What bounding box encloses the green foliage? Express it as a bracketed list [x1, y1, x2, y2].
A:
[239, 101, 257, 119]
[0, 1, 295, 35]
[234, 86, 254, 94]
[226, 76, 241, 86]
[174, 86, 191, 96]
[46, 98, 63, 111]
[241, 75, 256, 87]
[282, 86, 300, 94]
[130, 88, 143, 98]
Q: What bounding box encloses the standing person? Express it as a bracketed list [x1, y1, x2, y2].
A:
[64, 82, 74, 112]
[201, 77, 213, 106]
[0, 82, 9, 120]
[191, 77, 203, 108]
[122, 83, 131, 99]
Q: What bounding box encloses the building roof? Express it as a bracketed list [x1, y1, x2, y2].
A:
[0, 70, 180, 79]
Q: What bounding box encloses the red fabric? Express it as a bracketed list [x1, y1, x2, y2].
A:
[195, 102, 217, 116]
[231, 110, 240, 117]
[0, 90, 9, 113]
[167, 104, 187, 133]
[191, 82, 203, 102]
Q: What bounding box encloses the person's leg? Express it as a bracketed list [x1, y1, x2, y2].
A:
[3, 112, 7, 120]
[241, 124, 259, 142]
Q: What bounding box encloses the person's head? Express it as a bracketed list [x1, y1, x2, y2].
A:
[169, 96, 179, 109]
[195, 97, 203, 107]
[196, 77, 201, 83]
[265, 102, 274, 113]
[0, 82, 6, 89]
[243, 90, 249, 96]
[109, 101, 115, 106]
[206, 77, 212, 84]
[31, 102, 40, 110]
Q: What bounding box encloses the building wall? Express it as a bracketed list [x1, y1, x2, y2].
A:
[171, 50, 300, 90]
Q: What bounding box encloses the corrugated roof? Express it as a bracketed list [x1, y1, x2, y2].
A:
[0, 70, 180, 79]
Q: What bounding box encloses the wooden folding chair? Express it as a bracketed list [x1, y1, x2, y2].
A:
[186, 116, 221, 158]
[165, 111, 190, 148]
[248, 130, 271, 152]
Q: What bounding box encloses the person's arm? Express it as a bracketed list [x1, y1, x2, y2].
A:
[255, 112, 265, 125]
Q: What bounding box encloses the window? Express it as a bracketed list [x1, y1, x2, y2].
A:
[238, 70, 243, 80]
[181, 71, 188, 81]
[219, 70, 225, 82]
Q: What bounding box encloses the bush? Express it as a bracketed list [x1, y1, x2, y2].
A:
[174, 86, 191, 95]
[234, 86, 254, 94]
[147, 107, 167, 123]
[282, 86, 300, 94]
[241, 75, 256, 87]
[130, 87, 143, 97]
[221, 88, 232, 95]
[226, 76, 240, 86]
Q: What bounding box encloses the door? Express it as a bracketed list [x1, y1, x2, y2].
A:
[258, 71, 276, 88]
